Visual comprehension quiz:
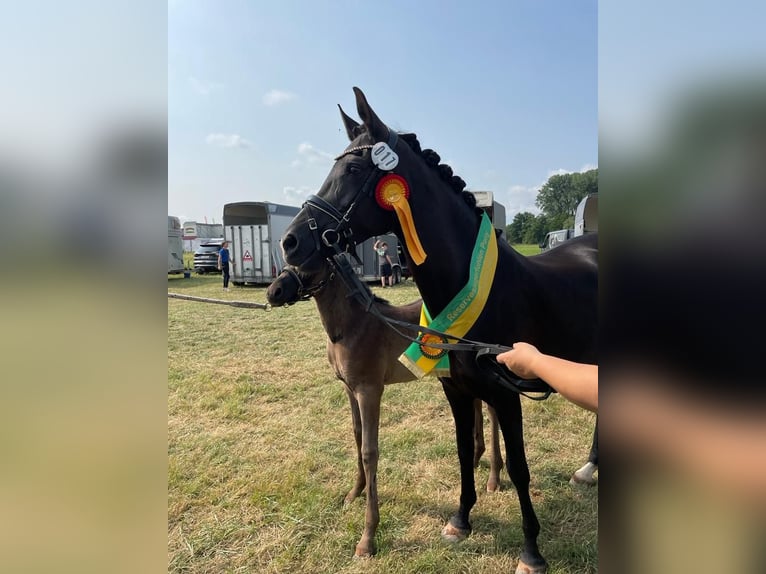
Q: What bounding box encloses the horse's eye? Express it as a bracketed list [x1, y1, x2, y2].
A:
[347, 163, 362, 175]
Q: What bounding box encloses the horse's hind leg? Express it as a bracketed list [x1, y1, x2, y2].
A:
[440, 379, 477, 542]
[472, 398, 486, 467]
[343, 387, 366, 505]
[571, 418, 598, 486]
[485, 404, 504, 492]
[496, 396, 547, 574]
[353, 385, 384, 558]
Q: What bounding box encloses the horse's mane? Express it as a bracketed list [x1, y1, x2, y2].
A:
[398, 132, 481, 215]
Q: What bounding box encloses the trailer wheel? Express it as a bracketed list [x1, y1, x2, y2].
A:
[197, 268, 205, 275]
[393, 267, 402, 284]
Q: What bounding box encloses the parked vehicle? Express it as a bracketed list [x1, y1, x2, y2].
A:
[193, 238, 225, 274]
[182, 221, 224, 252]
[539, 228, 575, 252]
[168, 216, 185, 274]
[539, 193, 598, 252]
[223, 202, 300, 285]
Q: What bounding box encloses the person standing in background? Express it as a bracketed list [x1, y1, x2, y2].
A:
[217, 241, 231, 291]
[374, 239, 394, 288]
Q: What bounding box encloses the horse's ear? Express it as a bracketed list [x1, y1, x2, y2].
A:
[353, 87, 389, 141]
[338, 104, 361, 141]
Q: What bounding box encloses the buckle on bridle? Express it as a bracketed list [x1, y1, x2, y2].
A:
[308, 217, 318, 231]
[321, 229, 340, 248]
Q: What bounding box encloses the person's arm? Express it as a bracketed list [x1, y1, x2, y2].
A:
[217, 251, 222, 270]
[496, 342, 598, 412]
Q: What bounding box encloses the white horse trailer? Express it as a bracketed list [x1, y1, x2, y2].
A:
[223, 202, 300, 285]
[168, 216, 185, 274]
[574, 193, 598, 236]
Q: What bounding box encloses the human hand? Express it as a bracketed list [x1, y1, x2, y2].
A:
[495, 342, 542, 379]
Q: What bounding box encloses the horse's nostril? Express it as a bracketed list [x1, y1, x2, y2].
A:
[282, 234, 298, 253]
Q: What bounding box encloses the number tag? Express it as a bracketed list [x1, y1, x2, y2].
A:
[371, 142, 399, 171]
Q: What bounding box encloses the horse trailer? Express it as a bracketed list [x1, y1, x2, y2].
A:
[223, 202, 300, 285]
[574, 193, 598, 236]
[168, 215, 185, 274]
[472, 191, 507, 235]
[351, 234, 405, 283]
[540, 193, 598, 252]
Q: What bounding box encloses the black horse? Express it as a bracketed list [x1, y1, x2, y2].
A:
[280, 87, 597, 574]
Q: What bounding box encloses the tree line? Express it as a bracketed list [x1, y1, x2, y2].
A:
[506, 169, 597, 245]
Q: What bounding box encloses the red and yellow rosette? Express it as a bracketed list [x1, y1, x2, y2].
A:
[374, 175, 427, 265]
[418, 333, 448, 360]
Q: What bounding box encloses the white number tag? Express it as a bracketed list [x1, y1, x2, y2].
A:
[371, 141, 399, 170]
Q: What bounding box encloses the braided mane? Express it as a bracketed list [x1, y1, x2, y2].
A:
[398, 132, 479, 213]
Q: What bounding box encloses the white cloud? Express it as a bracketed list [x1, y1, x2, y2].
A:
[546, 167, 570, 178]
[504, 184, 542, 219]
[188, 76, 223, 96]
[580, 163, 598, 172]
[282, 186, 315, 205]
[205, 133, 252, 149]
[290, 141, 333, 167]
[263, 89, 297, 106]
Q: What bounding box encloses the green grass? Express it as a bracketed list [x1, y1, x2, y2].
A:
[168, 274, 597, 573]
[510, 243, 542, 256]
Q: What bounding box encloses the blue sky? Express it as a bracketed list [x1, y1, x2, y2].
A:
[169, 0, 597, 225]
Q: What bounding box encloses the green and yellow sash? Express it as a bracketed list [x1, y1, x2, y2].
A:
[399, 212, 498, 378]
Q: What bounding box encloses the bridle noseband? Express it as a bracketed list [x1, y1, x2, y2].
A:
[280, 267, 335, 305]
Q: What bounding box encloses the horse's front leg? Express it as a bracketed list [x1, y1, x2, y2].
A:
[353, 385, 383, 558]
[496, 395, 547, 574]
[343, 386, 366, 505]
[440, 378, 477, 542]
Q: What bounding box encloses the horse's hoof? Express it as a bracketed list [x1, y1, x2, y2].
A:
[515, 558, 548, 574]
[570, 462, 597, 486]
[569, 473, 597, 486]
[486, 480, 500, 493]
[354, 546, 375, 560]
[441, 521, 471, 543]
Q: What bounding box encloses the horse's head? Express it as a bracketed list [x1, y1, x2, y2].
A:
[282, 87, 470, 274]
[266, 264, 333, 307]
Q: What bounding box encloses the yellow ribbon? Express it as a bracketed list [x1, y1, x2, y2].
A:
[376, 175, 427, 265]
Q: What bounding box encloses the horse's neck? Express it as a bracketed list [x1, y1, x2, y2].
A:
[312, 276, 361, 336]
[407, 195, 483, 316]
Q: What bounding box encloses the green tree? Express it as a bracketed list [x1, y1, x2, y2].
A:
[522, 214, 549, 245]
[536, 169, 597, 218]
[506, 211, 537, 243]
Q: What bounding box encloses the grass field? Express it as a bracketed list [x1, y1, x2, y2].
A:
[168, 246, 596, 573]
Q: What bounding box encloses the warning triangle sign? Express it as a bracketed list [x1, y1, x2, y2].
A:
[243, 250, 253, 262]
